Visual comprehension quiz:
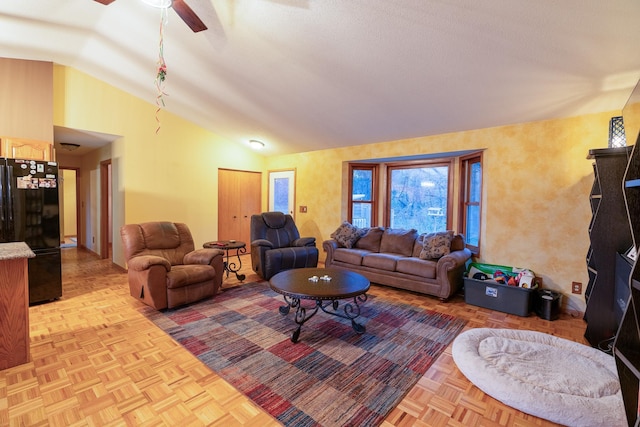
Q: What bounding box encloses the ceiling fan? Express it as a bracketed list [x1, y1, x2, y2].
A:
[93, 0, 208, 33]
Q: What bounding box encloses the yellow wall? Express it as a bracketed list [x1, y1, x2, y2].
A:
[266, 112, 617, 313]
[53, 65, 266, 266]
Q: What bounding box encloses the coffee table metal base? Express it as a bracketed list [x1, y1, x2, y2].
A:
[279, 294, 368, 343]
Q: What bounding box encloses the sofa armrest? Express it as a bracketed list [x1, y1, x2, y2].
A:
[184, 248, 224, 265]
[250, 239, 273, 278]
[293, 237, 316, 247]
[182, 248, 224, 293]
[322, 239, 339, 267]
[251, 239, 274, 249]
[436, 248, 472, 299]
[127, 255, 171, 272]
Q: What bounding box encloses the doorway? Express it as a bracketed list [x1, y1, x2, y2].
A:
[60, 167, 80, 248]
[100, 160, 112, 259]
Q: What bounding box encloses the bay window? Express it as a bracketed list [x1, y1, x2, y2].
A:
[347, 151, 482, 253]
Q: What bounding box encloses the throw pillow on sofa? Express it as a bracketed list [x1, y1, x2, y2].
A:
[379, 228, 418, 256]
[354, 227, 385, 251]
[331, 221, 367, 248]
[419, 230, 454, 260]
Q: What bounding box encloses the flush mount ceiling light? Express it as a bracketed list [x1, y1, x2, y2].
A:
[140, 0, 172, 8]
[59, 143, 81, 152]
[249, 139, 265, 150]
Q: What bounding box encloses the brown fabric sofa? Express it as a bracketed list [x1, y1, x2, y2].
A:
[121, 221, 225, 310]
[323, 227, 472, 300]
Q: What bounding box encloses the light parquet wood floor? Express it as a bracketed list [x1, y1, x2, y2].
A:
[1, 247, 590, 426]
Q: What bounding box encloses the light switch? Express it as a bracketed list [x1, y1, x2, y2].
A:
[299, 206, 308, 213]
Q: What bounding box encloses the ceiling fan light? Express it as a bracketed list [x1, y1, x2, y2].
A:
[140, 0, 172, 9]
[249, 140, 265, 150]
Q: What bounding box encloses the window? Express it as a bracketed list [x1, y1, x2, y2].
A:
[460, 153, 482, 254]
[347, 151, 483, 252]
[387, 161, 452, 232]
[268, 170, 295, 215]
[348, 164, 377, 228]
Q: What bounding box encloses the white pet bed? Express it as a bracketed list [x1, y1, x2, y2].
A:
[451, 328, 626, 427]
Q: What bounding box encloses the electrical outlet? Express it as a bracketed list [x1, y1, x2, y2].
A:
[572, 281, 582, 294]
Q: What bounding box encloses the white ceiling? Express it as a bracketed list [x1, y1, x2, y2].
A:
[3, 0, 640, 156]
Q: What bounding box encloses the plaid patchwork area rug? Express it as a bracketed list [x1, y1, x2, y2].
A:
[142, 281, 467, 427]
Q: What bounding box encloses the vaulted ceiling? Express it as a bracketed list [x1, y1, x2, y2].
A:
[2, 0, 640, 155]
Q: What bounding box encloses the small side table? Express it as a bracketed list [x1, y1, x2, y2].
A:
[203, 240, 246, 282]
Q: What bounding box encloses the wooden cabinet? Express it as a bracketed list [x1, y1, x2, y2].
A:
[1, 137, 54, 161]
[0, 243, 34, 370]
[585, 147, 633, 349]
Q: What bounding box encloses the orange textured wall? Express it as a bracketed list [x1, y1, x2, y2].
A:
[267, 111, 619, 313]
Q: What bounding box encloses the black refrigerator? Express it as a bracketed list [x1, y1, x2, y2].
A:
[0, 158, 62, 304]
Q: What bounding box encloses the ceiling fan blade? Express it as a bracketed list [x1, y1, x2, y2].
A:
[93, 0, 116, 4]
[172, 0, 208, 33]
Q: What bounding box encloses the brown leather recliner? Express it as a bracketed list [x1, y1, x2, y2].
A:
[250, 211, 319, 280]
[120, 221, 224, 310]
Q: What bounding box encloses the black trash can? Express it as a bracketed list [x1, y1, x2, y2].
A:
[535, 289, 562, 320]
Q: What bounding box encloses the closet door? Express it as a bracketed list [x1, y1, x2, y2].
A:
[239, 171, 262, 244]
[218, 169, 261, 249]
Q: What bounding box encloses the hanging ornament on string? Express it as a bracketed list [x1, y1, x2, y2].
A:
[154, 7, 169, 134]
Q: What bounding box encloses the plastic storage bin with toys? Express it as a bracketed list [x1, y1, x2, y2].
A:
[463, 262, 538, 316]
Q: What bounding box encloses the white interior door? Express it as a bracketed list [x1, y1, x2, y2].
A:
[268, 170, 295, 216]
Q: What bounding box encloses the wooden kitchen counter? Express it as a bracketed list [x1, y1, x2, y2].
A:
[0, 242, 35, 370]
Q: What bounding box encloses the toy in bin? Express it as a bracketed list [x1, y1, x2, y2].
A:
[467, 263, 537, 289]
[465, 262, 538, 316]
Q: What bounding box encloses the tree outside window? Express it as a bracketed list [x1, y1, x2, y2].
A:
[388, 164, 450, 233]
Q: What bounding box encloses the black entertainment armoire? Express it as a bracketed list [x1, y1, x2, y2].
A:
[612, 79, 640, 426]
[585, 147, 633, 350]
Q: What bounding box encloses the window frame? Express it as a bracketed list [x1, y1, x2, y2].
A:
[459, 152, 483, 255]
[348, 163, 378, 228]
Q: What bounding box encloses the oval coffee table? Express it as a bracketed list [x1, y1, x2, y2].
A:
[269, 267, 370, 343]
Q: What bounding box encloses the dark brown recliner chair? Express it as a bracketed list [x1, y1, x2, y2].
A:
[250, 212, 319, 280]
[120, 221, 224, 310]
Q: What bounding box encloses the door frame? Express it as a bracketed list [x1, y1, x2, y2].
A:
[60, 166, 81, 247]
[100, 159, 111, 259]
